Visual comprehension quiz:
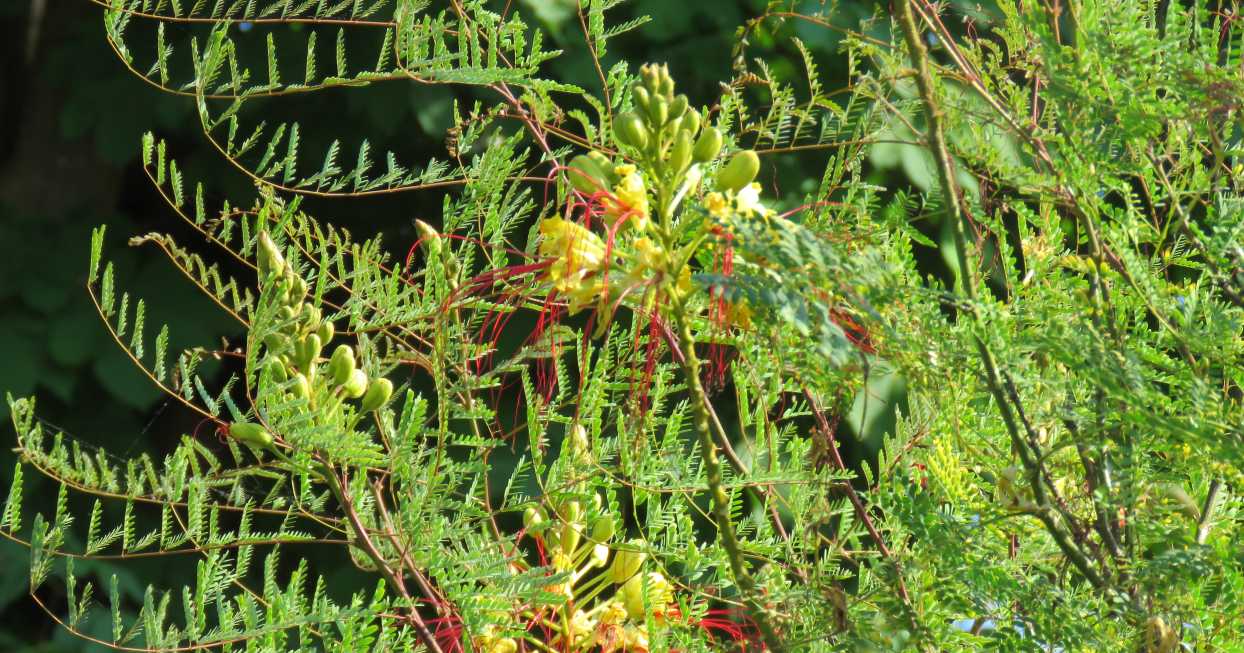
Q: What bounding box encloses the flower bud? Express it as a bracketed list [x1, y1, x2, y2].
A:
[291, 372, 310, 400]
[295, 333, 323, 372]
[591, 516, 615, 542]
[560, 521, 582, 556]
[609, 540, 646, 584]
[620, 573, 645, 620]
[343, 368, 369, 399]
[414, 219, 442, 258]
[558, 499, 582, 524]
[567, 154, 610, 195]
[264, 359, 289, 384]
[648, 96, 669, 128]
[631, 84, 651, 113]
[263, 332, 290, 353]
[668, 94, 688, 120]
[289, 276, 308, 304]
[229, 422, 274, 448]
[487, 638, 517, 653]
[328, 344, 356, 386]
[692, 127, 723, 163]
[658, 69, 674, 97]
[257, 231, 286, 277]
[614, 112, 649, 151]
[567, 423, 591, 461]
[669, 130, 693, 174]
[300, 304, 322, 331]
[523, 506, 545, 531]
[360, 378, 393, 412]
[316, 320, 335, 345]
[716, 150, 760, 192]
[679, 108, 701, 137]
[640, 64, 662, 95]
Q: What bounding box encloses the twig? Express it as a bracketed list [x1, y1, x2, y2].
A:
[1195, 479, 1223, 545]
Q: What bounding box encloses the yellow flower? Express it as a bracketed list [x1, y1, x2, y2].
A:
[704, 191, 729, 218]
[734, 182, 772, 216]
[723, 298, 753, 329]
[632, 238, 666, 272]
[540, 217, 607, 303]
[603, 164, 650, 231]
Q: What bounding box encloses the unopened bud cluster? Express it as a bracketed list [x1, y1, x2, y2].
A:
[229, 231, 394, 447]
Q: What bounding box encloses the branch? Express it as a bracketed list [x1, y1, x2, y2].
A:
[667, 301, 787, 653]
[894, 0, 1107, 592]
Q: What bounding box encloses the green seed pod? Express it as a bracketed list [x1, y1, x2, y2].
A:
[658, 67, 674, 97]
[257, 231, 286, 277]
[631, 84, 651, 113]
[648, 95, 669, 128]
[360, 378, 393, 412]
[613, 112, 649, 151]
[716, 149, 760, 192]
[669, 130, 693, 174]
[609, 540, 646, 584]
[278, 305, 297, 323]
[591, 516, 615, 542]
[668, 94, 688, 120]
[692, 127, 724, 163]
[316, 320, 334, 345]
[328, 344, 355, 385]
[567, 154, 610, 195]
[343, 368, 369, 399]
[414, 219, 442, 258]
[229, 422, 274, 448]
[679, 108, 701, 137]
[640, 64, 661, 95]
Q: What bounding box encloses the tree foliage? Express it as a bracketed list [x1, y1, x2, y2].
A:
[5, 0, 1244, 651]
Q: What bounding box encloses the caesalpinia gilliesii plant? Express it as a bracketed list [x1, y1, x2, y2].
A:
[13, 1, 1242, 651]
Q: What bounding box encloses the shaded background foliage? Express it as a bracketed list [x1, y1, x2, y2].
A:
[0, 1, 979, 648]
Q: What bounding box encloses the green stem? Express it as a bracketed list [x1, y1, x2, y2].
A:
[667, 300, 787, 653]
